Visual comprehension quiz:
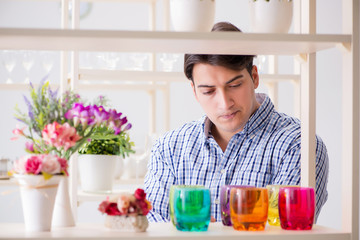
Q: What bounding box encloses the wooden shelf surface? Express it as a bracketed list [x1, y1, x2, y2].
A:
[0, 222, 350, 240]
[0, 28, 351, 55]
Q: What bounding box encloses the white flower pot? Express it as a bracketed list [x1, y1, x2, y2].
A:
[52, 176, 75, 227]
[14, 174, 62, 232]
[78, 154, 118, 193]
[249, 0, 293, 33]
[104, 215, 149, 232]
[170, 0, 216, 32]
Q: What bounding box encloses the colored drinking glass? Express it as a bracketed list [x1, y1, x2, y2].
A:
[266, 184, 294, 226]
[278, 186, 315, 230]
[172, 186, 211, 232]
[169, 185, 203, 226]
[220, 185, 251, 226]
[230, 187, 268, 231]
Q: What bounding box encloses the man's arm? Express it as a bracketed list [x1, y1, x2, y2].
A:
[144, 137, 175, 222]
[272, 135, 329, 221]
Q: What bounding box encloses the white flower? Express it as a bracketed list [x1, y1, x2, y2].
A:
[13, 155, 28, 174]
[41, 154, 61, 174]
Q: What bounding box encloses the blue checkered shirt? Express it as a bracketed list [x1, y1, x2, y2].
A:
[144, 93, 329, 222]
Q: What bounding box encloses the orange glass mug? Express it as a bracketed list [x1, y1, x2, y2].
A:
[229, 187, 268, 231]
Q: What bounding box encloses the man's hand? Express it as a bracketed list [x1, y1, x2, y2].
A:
[210, 216, 216, 222]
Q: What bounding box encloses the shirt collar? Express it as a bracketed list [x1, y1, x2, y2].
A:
[201, 93, 274, 140]
[244, 93, 274, 137]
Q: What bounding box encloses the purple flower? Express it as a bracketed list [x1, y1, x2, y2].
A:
[23, 95, 34, 120]
[92, 105, 110, 126]
[123, 123, 132, 131]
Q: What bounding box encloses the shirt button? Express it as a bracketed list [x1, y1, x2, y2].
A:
[214, 199, 220, 204]
[220, 169, 226, 174]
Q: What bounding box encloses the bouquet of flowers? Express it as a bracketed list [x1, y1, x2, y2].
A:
[11, 154, 68, 180]
[10, 78, 132, 179]
[98, 188, 152, 217]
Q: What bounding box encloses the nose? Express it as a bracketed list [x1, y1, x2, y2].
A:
[217, 89, 234, 110]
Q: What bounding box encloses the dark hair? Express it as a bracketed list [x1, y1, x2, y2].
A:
[184, 22, 255, 81]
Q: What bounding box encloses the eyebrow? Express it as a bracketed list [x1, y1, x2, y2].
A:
[197, 74, 244, 88]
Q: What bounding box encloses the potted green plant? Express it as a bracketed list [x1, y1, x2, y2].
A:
[78, 125, 134, 193]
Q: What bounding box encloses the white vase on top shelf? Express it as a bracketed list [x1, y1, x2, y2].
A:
[249, 0, 293, 34]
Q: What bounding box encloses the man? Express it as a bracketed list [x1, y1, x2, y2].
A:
[144, 22, 329, 222]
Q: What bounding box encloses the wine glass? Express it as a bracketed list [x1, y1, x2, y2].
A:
[254, 55, 267, 74]
[101, 52, 120, 70]
[159, 53, 180, 72]
[129, 53, 148, 71]
[22, 51, 35, 84]
[1, 50, 16, 84]
[41, 51, 56, 76]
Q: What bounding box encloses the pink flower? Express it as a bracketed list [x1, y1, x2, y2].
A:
[13, 155, 28, 174]
[42, 122, 61, 147]
[11, 125, 26, 141]
[57, 157, 69, 176]
[25, 142, 34, 152]
[117, 194, 131, 214]
[41, 154, 61, 174]
[24, 155, 43, 175]
[58, 123, 81, 150]
[137, 199, 151, 215]
[98, 201, 122, 216]
[134, 188, 146, 201]
[42, 122, 81, 151]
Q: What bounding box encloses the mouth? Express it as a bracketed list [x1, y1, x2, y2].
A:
[220, 111, 238, 120]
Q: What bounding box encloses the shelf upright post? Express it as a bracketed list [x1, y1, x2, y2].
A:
[292, 0, 301, 119]
[341, 1, 359, 239]
[68, 0, 80, 223]
[265, 55, 279, 110]
[300, 0, 316, 189]
[162, 0, 171, 132]
[60, 0, 69, 95]
[148, 0, 157, 135]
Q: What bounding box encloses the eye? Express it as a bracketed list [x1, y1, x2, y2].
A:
[202, 90, 215, 95]
[229, 83, 242, 88]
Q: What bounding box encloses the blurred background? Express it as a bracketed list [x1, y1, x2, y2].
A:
[0, 0, 343, 230]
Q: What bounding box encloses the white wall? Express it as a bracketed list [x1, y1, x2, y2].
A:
[0, 0, 343, 230]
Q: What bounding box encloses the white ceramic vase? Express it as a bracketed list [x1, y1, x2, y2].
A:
[249, 0, 293, 33]
[170, 0, 216, 32]
[78, 154, 118, 193]
[104, 215, 149, 232]
[121, 153, 148, 180]
[15, 174, 62, 232]
[113, 157, 124, 180]
[52, 176, 75, 227]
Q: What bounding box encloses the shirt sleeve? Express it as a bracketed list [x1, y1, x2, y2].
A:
[144, 137, 175, 222]
[272, 135, 329, 222]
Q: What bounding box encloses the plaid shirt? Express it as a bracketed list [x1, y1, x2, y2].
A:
[144, 93, 329, 222]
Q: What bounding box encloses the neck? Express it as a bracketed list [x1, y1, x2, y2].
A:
[211, 125, 233, 152]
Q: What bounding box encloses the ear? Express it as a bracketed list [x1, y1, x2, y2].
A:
[190, 81, 199, 101]
[251, 65, 260, 89]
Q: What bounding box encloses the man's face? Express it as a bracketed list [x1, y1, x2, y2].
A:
[191, 63, 260, 138]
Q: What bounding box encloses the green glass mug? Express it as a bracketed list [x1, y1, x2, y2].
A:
[170, 185, 211, 231]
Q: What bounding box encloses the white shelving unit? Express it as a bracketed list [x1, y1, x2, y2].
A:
[0, 0, 358, 239]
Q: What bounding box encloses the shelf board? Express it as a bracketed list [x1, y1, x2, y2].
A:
[79, 69, 300, 83]
[78, 178, 144, 202]
[0, 177, 15, 185]
[0, 83, 59, 90]
[0, 28, 351, 55]
[0, 222, 350, 240]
